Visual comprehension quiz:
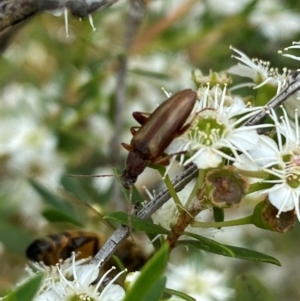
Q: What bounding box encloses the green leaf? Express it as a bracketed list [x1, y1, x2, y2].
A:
[5, 274, 43, 301]
[179, 239, 234, 257]
[121, 184, 145, 206]
[42, 208, 83, 227]
[29, 179, 72, 212]
[180, 231, 235, 257]
[213, 207, 224, 223]
[0, 216, 33, 255]
[140, 276, 166, 301]
[105, 211, 170, 235]
[235, 274, 277, 301]
[130, 69, 169, 80]
[123, 244, 169, 301]
[164, 288, 196, 301]
[60, 174, 92, 204]
[241, 0, 259, 16]
[180, 232, 280, 266]
[223, 245, 281, 266]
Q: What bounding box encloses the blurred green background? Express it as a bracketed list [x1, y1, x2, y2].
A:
[0, 0, 300, 300]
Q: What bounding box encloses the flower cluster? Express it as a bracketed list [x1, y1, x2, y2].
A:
[165, 262, 232, 301]
[25, 254, 126, 301]
[156, 43, 300, 234]
[167, 83, 270, 170]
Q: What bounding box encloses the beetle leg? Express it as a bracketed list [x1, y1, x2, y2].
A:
[132, 111, 150, 125]
[151, 150, 188, 166]
[151, 154, 170, 166]
[176, 123, 191, 136]
[175, 113, 199, 136]
[122, 143, 133, 152]
[130, 126, 140, 136]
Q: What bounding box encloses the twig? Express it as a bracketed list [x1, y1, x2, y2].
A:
[245, 71, 300, 127]
[0, 0, 118, 32]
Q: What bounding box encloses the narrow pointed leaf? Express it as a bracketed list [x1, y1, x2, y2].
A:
[165, 288, 196, 301]
[235, 274, 276, 301]
[120, 184, 144, 205]
[179, 239, 234, 257]
[29, 179, 71, 212]
[42, 208, 83, 227]
[0, 215, 33, 254]
[5, 274, 43, 301]
[60, 174, 92, 204]
[123, 244, 169, 301]
[105, 211, 170, 235]
[140, 276, 166, 301]
[180, 231, 235, 257]
[223, 244, 280, 266]
[180, 232, 280, 265]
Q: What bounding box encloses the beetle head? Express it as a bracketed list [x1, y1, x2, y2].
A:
[121, 151, 147, 189]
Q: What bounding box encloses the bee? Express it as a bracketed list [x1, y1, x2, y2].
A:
[26, 230, 148, 272]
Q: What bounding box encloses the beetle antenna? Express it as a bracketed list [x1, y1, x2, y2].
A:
[68, 174, 117, 178]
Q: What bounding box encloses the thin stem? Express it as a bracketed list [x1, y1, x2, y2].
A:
[245, 74, 300, 128]
[163, 174, 183, 211]
[184, 168, 205, 208]
[191, 215, 253, 228]
[91, 163, 198, 265]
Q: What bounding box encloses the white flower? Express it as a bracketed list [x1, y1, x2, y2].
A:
[229, 46, 289, 94]
[152, 196, 181, 230]
[280, 41, 300, 62]
[29, 253, 126, 301]
[167, 85, 267, 169]
[207, 0, 251, 16]
[165, 262, 232, 301]
[150, 182, 215, 238]
[275, 41, 300, 118]
[124, 271, 141, 290]
[87, 115, 114, 155]
[249, 0, 300, 41]
[242, 107, 300, 219]
[192, 69, 231, 86]
[1, 117, 65, 187]
[27, 255, 91, 280]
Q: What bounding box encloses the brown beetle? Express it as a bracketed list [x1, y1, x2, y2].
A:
[121, 89, 197, 189]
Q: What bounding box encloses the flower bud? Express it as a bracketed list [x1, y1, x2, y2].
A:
[192, 69, 232, 87]
[205, 166, 248, 208]
[252, 198, 296, 233]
